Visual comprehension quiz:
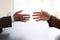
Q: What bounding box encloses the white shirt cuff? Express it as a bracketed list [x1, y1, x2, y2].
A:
[7, 12, 14, 22]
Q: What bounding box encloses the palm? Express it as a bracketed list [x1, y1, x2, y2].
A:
[13, 10, 30, 22]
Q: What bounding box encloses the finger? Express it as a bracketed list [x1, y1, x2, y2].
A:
[21, 17, 29, 21]
[41, 10, 44, 12]
[21, 14, 30, 16]
[24, 18, 30, 20]
[41, 10, 47, 13]
[36, 18, 46, 21]
[33, 17, 40, 19]
[16, 10, 23, 14]
[33, 12, 41, 16]
[36, 19, 41, 21]
[25, 19, 29, 20]
[41, 10, 46, 13]
[20, 19, 27, 22]
[33, 12, 41, 14]
[22, 19, 29, 22]
[32, 15, 40, 16]
[23, 17, 30, 18]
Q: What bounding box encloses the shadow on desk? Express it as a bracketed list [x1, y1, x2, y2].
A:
[55, 35, 60, 40]
[0, 33, 10, 40]
[0, 33, 25, 40]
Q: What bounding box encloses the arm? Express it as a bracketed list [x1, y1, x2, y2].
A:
[0, 16, 12, 33]
[33, 10, 60, 29]
[0, 16, 12, 28]
[0, 10, 30, 28]
[0, 10, 30, 33]
[47, 16, 60, 29]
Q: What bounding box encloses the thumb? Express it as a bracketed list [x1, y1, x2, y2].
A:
[41, 10, 45, 13]
[41, 10, 48, 13]
[16, 10, 23, 14]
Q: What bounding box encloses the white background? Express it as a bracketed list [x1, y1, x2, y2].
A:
[1, 0, 60, 40]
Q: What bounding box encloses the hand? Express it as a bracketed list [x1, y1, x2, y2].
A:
[32, 10, 51, 21]
[13, 10, 30, 22]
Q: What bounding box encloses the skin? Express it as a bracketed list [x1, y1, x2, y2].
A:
[32, 10, 51, 21]
[13, 10, 30, 22]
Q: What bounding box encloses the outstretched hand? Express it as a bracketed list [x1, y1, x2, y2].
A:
[32, 10, 51, 21]
[13, 10, 30, 22]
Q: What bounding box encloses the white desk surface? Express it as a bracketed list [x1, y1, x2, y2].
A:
[0, 21, 60, 40]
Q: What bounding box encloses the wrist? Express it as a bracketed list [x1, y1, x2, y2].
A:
[47, 15, 53, 25]
[13, 15, 18, 21]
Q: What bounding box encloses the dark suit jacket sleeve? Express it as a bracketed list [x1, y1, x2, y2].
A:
[47, 16, 60, 29]
[0, 16, 12, 28]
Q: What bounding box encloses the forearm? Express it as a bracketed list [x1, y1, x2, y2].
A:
[0, 16, 12, 28]
[47, 16, 60, 29]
